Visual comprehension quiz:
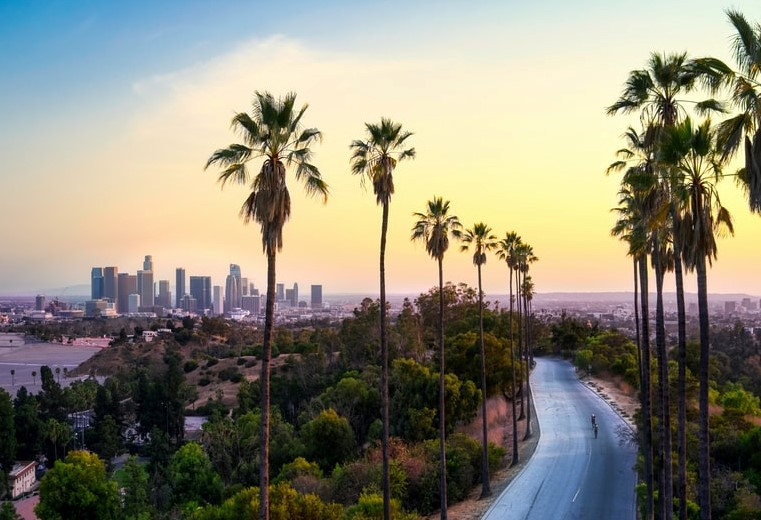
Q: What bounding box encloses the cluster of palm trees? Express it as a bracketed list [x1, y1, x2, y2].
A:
[606, 9, 761, 520]
[206, 93, 539, 520]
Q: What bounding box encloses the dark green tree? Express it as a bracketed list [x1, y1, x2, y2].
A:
[300, 409, 355, 473]
[121, 455, 151, 520]
[168, 442, 223, 508]
[13, 387, 42, 460]
[0, 389, 16, 475]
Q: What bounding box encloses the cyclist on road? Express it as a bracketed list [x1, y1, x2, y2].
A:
[594, 423, 599, 439]
[591, 414, 596, 427]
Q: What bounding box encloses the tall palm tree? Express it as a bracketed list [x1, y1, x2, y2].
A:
[608, 131, 658, 520]
[515, 242, 538, 440]
[496, 232, 522, 466]
[659, 117, 734, 520]
[459, 222, 497, 498]
[351, 118, 415, 519]
[205, 91, 328, 520]
[411, 196, 461, 519]
[693, 10, 761, 213]
[607, 53, 724, 518]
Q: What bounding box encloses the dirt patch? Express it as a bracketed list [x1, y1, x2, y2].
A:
[581, 373, 639, 430]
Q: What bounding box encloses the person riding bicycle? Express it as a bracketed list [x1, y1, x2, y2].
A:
[591, 413, 596, 426]
[594, 423, 599, 438]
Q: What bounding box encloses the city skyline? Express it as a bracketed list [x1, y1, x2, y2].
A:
[3, 2, 761, 296]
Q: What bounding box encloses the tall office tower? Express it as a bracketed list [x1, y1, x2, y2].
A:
[241, 277, 249, 296]
[35, 295, 46, 311]
[128, 294, 141, 314]
[250, 283, 256, 295]
[276, 283, 285, 302]
[311, 284, 322, 309]
[158, 280, 172, 308]
[242, 295, 260, 315]
[225, 274, 240, 312]
[137, 270, 155, 307]
[103, 266, 118, 303]
[117, 273, 137, 314]
[213, 285, 223, 316]
[143, 255, 153, 271]
[229, 263, 241, 306]
[176, 268, 186, 308]
[285, 289, 293, 308]
[91, 267, 104, 300]
[189, 276, 212, 312]
[292, 283, 298, 307]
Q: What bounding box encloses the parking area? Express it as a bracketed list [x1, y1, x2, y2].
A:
[0, 341, 102, 395]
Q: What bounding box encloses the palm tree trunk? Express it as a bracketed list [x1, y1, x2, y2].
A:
[633, 258, 641, 383]
[653, 239, 673, 520]
[697, 255, 711, 520]
[477, 263, 491, 498]
[380, 200, 391, 520]
[523, 272, 532, 441]
[516, 269, 525, 421]
[640, 256, 655, 520]
[259, 249, 276, 520]
[509, 269, 519, 465]
[672, 209, 688, 520]
[437, 257, 448, 519]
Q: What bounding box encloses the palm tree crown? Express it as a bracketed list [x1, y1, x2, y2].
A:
[411, 197, 462, 260]
[205, 91, 329, 253]
[350, 118, 415, 205]
[459, 223, 497, 266]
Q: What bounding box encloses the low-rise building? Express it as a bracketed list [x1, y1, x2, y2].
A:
[8, 461, 36, 498]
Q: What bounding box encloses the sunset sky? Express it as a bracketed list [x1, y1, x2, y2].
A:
[1, 1, 760, 297]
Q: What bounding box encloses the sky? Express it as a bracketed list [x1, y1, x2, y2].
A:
[1, 0, 761, 298]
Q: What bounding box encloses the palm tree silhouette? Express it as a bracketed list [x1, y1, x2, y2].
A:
[411, 196, 461, 519]
[206, 91, 328, 520]
[350, 118, 415, 520]
[459, 222, 497, 498]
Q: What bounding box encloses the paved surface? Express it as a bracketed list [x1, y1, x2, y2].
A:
[0, 341, 101, 395]
[483, 358, 637, 520]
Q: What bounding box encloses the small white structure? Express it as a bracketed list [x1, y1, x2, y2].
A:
[8, 461, 36, 498]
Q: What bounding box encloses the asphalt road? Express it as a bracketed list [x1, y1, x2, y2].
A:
[483, 358, 637, 520]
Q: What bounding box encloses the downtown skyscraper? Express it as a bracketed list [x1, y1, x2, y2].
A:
[176, 268, 186, 309]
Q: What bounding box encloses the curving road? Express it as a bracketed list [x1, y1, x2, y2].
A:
[483, 358, 637, 520]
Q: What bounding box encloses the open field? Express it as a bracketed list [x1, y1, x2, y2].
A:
[0, 341, 102, 395]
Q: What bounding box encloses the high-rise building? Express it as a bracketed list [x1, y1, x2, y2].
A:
[292, 283, 298, 307]
[35, 295, 46, 311]
[213, 285, 223, 316]
[189, 276, 212, 312]
[225, 274, 240, 312]
[137, 270, 154, 307]
[242, 295, 260, 315]
[143, 255, 153, 271]
[117, 273, 137, 314]
[158, 280, 172, 308]
[241, 277, 249, 296]
[285, 289, 293, 308]
[181, 294, 197, 312]
[176, 268, 186, 308]
[250, 283, 257, 296]
[103, 266, 118, 304]
[276, 283, 285, 302]
[128, 294, 141, 314]
[91, 267, 104, 300]
[311, 285, 322, 308]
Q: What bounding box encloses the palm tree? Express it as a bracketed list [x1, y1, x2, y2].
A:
[411, 196, 461, 519]
[693, 10, 761, 213]
[32, 370, 36, 386]
[608, 132, 658, 520]
[496, 232, 522, 465]
[515, 242, 538, 440]
[205, 91, 328, 520]
[459, 222, 497, 498]
[607, 53, 723, 518]
[351, 118, 415, 519]
[10, 369, 14, 387]
[659, 117, 734, 520]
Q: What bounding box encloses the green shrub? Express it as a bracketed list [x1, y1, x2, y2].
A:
[184, 360, 199, 373]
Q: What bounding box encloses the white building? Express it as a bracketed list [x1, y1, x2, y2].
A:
[128, 293, 141, 314]
[8, 461, 36, 498]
